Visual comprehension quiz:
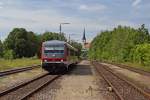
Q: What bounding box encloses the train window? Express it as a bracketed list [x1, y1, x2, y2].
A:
[45, 47, 54, 50]
[56, 47, 64, 50]
[45, 45, 64, 50]
[44, 50, 64, 54]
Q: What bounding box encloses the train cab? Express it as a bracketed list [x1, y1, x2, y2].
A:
[41, 40, 78, 72]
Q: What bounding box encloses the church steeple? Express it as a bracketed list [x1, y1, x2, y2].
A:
[82, 28, 86, 44]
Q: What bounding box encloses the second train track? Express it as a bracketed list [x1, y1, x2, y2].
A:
[0, 72, 61, 100]
[93, 61, 150, 100]
[0, 65, 40, 77]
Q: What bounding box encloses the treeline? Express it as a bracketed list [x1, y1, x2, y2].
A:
[0, 28, 82, 59]
[89, 24, 150, 66]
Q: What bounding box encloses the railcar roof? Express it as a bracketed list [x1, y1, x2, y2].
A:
[43, 40, 66, 45]
[43, 40, 78, 51]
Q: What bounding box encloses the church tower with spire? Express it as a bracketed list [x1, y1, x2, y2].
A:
[82, 28, 86, 44]
[82, 28, 90, 50]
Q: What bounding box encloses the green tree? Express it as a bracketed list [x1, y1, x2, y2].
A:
[4, 28, 38, 58]
[132, 43, 150, 66]
[27, 31, 39, 57]
[69, 40, 82, 56]
[0, 40, 3, 57]
[3, 49, 14, 60]
[89, 25, 150, 64]
[137, 24, 150, 43]
[34, 34, 42, 58]
[42, 32, 66, 42]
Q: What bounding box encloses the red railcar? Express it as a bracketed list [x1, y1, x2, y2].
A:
[41, 40, 78, 72]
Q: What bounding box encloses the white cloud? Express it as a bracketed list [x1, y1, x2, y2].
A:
[0, 5, 109, 42]
[115, 20, 136, 27]
[0, 2, 4, 8]
[0, 2, 3, 5]
[79, 4, 107, 12]
[132, 0, 142, 7]
[0, 0, 148, 42]
[79, 5, 88, 10]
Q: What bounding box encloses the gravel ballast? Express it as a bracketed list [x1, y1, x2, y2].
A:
[29, 60, 117, 100]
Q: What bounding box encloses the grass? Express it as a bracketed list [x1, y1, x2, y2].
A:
[122, 62, 150, 72]
[103, 60, 150, 72]
[0, 58, 41, 71]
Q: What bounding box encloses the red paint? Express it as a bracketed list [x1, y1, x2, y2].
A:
[42, 58, 66, 62]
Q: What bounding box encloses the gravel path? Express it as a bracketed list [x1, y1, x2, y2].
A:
[101, 63, 150, 91]
[29, 60, 117, 100]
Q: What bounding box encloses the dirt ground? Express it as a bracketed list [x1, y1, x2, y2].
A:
[0, 67, 46, 91]
[101, 63, 150, 90]
[29, 60, 117, 100]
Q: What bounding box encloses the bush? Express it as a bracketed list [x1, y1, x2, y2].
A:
[132, 43, 150, 66]
[3, 50, 14, 60]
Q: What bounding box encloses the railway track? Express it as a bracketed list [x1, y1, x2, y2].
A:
[0, 72, 60, 100]
[0, 65, 40, 77]
[93, 61, 150, 100]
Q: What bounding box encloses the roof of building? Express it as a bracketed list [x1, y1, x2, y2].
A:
[84, 42, 91, 49]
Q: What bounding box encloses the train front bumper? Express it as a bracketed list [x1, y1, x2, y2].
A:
[42, 61, 68, 67]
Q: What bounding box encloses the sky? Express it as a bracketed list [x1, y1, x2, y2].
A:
[0, 0, 150, 42]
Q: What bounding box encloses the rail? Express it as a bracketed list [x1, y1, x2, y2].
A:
[93, 61, 150, 100]
[0, 64, 40, 77]
[0, 72, 61, 100]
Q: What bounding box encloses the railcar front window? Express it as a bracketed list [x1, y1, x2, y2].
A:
[44, 45, 64, 58]
[44, 50, 64, 54]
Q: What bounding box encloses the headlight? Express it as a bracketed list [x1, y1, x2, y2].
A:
[44, 60, 47, 62]
[61, 59, 63, 62]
